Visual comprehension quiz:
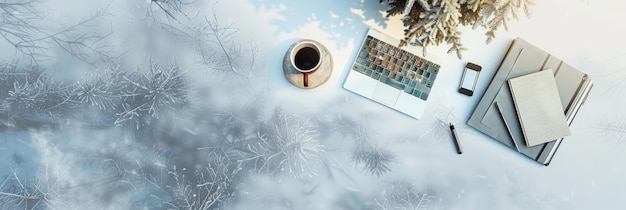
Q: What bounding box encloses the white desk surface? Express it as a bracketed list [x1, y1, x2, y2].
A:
[221, 0, 626, 208]
[243, 0, 626, 209]
[0, 0, 625, 209]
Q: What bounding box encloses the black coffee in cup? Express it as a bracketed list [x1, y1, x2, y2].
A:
[294, 47, 320, 70]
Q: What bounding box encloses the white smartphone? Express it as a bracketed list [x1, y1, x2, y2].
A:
[458, 62, 482, 96]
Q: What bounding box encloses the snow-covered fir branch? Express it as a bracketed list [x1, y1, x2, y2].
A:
[379, 0, 534, 58]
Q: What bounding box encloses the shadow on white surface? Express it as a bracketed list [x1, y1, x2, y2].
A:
[247, 0, 390, 49]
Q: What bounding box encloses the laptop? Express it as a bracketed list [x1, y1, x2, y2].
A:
[344, 28, 442, 119]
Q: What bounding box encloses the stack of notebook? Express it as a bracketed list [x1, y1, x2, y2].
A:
[468, 38, 593, 165]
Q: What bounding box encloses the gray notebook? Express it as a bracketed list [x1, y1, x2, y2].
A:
[508, 69, 571, 147]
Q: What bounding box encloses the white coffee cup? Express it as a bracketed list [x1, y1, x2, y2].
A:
[290, 41, 322, 87]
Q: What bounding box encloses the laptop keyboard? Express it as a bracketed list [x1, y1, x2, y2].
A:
[351, 35, 440, 100]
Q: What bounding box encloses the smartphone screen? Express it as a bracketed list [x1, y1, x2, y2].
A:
[458, 62, 481, 96]
[460, 68, 479, 90]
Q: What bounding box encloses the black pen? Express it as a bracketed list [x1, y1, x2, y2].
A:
[449, 123, 463, 154]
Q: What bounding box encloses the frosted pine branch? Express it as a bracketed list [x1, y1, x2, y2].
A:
[0, 64, 74, 125]
[246, 110, 325, 180]
[70, 69, 124, 111]
[114, 63, 189, 129]
[163, 149, 238, 210]
[380, 0, 534, 58]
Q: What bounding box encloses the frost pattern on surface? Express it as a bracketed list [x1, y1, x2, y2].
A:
[372, 181, 441, 210]
[0, 0, 113, 65]
[114, 63, 189, 130]
[0, 63, 72, 127]
[249, 110, 325, 179]
[200, 13, 259, 82]
[413, 104, 457, 147]
[0, 61, 190, 130]
[351, 125, 395, 177]
[595, 117, 626, 145]
[0, 132, 138, 209]
[162, 162, 236, 210]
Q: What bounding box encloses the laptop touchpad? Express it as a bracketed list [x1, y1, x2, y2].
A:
[371, 82, 400, 106]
